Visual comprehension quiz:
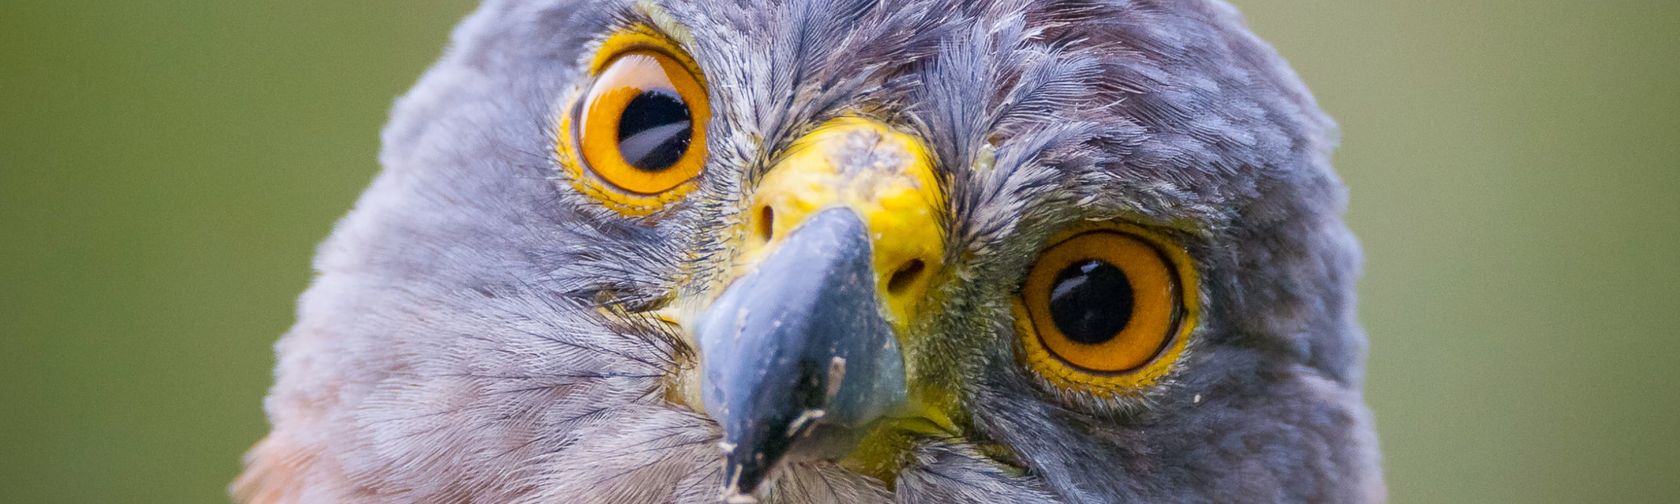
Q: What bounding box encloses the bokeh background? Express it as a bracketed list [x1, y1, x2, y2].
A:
[2, 0, 1675, 501]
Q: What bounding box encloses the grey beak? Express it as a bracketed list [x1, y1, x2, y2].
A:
[694, 207, 909, 497]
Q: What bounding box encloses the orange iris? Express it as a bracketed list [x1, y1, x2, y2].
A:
[1015, 224, 1198, 395]
[573, 49, 709, 195]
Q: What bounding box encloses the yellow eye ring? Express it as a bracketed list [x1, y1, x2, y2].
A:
[556, 28, 709, 216]
[1014, 223, 1200, 396]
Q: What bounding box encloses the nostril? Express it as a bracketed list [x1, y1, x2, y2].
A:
[756, 205, 775, 242]
[887, 259, 925, 295]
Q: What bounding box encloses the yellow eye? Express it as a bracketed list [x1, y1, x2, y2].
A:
[557, 30, 709, 215]
[1015, 224, 1199, 395]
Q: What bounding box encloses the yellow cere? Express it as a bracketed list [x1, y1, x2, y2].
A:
[740, 117, 946, 331]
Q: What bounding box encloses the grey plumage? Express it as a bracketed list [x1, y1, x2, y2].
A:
[238, 0, 1384, 502]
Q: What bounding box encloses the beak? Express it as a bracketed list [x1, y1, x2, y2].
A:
[689, 118, 944, 497]
[697, 207, 907, 495]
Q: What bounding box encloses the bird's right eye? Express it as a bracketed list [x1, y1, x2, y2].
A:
[556, 29, 710, 216]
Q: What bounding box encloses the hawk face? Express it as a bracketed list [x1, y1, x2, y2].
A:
[239, 1, 1384, 502]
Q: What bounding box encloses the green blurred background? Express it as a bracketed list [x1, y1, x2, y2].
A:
[1, 0, 1675, 501]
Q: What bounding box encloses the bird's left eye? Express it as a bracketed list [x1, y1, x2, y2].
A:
[1014, 224, 1200, 396]
[556, 30, 709, 216]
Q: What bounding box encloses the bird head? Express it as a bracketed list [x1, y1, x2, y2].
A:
[238, 1, 1384, 502]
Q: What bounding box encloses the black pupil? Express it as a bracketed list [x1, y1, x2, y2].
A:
[616, 89, 693, 172]
[1048, 259, 1134, 345]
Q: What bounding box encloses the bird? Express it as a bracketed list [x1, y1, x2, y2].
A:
[235, 0, 1385, 502]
